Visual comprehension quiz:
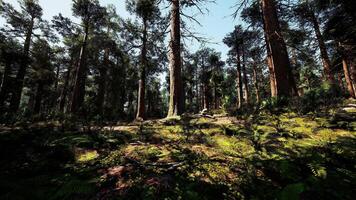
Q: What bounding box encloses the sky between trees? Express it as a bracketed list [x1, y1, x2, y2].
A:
[1, 0, 239, 61]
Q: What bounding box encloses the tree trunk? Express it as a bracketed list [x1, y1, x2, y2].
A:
[118, 55, 126, 118]
[241, 43, 250, 104]
[203, 84, 209, 110]
[351, 62, 356, 95]
[167, 0, 183, 117]
[70, 23, 89, 114]
[236, 47, 243, 109]
[337, 71, 344, 91]
[136, 19, 148, 120]
[214, 83, 218, 109]
[252, 63, 260, 103]
[342, 58, 356, 98]
[97, 66, 107, 115]
[0, 53, 13, 108]
[59, 56, 73, 112]
[262, 9, 277, 97]
[310, 11, 335, 83]
[9, 17, 34, 111]
[34, 82, 43, 114]
[261, 0, 294, 97]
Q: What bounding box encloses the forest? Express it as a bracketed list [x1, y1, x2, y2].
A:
[0, 0, 355, 199]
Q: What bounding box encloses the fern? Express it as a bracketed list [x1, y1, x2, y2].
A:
[308, 163, 327, 179]
[51, 178, 96, 200]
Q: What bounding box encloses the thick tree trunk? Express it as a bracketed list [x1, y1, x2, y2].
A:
[236, 48, 243, 109]
[9, 17, 34, 111]
[167, 0, 183, 117]
[262, 12, 277, 97]
[136, 19, 148, 120]
[70, 23, 89, 114]
[261, 0, 294, 97]
[342, 58, 356, 98]
[310, 11, 335, 83]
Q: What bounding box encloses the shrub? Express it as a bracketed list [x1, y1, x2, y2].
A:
[297, 82, 342, 114]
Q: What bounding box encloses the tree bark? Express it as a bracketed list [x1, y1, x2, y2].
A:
[252, 63, 260, 103]
[236, 47, 243, 109]
[9, 17, 34, 111]
[59, 56, 73, 112]
[241, 43, 250, 104]
[97, 27, 111, 116]
[203, 83, 209, 110]
[214, 83, 218, 109]
[261, 0, 294, 97]
[342, 58, 355, 98]
[310, 11, 335, 83]
[337, 71, 344, 91]
[351, 62, 356, 95]
[0, 53, 13, 108]
[167, 0, 183, 117]
[70, 23, 89, 114]
[34, 82, 43, 114]
[97, 66, 107, 115]
[136, 19, 148, 120]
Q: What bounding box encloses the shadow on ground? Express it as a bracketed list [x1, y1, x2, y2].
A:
[0, 110, 355, 200]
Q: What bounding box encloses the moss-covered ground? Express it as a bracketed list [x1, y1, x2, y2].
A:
[0, 104, 355, 200]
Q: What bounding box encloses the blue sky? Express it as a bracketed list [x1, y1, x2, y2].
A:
[2, 0, 243, 61]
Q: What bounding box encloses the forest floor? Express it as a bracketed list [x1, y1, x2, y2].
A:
[0, 101, 355, 200]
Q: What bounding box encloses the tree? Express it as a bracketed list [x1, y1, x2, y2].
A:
[320, 0, 356, 98]
[29, 39, 55, 114]
[126, 0, 161, 120]
[261, 0, 296, 97]
[1, 0, 44, 111]
[293, 0, 335, 83]
[167, 0, 183, 117]
[70, 0, 106, 114]
[0, 34, 24, 110]
[94, 5, 120, 116]
[224, 26, 245, 109]
[52, 14, 80, 112]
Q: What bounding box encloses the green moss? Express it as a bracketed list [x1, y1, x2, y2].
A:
[77, 150, 99, 162]
[256, 125, 276, 134]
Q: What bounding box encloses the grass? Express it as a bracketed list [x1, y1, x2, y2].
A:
[0, 107, 355, 200]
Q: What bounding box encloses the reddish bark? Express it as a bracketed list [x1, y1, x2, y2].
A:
[167, 0, 183, 117]
[261, 0, 295, 97]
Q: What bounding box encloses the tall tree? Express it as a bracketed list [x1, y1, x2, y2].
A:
[126, 0, 161, 120]
[261, 0, 296, 97]
[0, 34, 24, 110]
[224, 26, 245, 109]
[70, 0, 105, 114]
[167, 0, 183, 117]
[29, 39, 55, 114]
[293, 0, 335, 83]
[1, 0, 44, 111]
